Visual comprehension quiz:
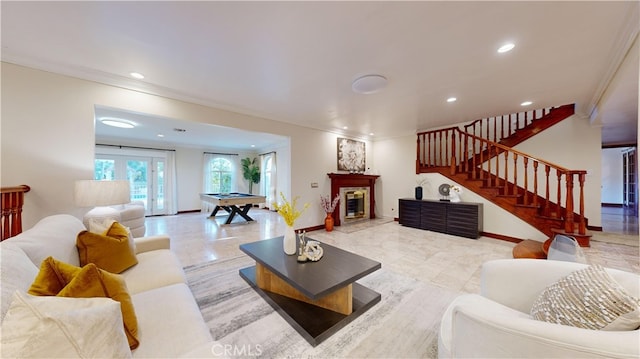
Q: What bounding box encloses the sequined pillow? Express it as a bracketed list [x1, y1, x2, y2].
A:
[531, 265, 640, 330]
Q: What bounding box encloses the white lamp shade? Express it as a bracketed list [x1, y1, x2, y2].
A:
[74, 180, 131, 207]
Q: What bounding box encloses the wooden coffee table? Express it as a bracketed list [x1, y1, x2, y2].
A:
[239, 236, 381, 346]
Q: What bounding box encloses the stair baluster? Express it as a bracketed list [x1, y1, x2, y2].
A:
[415, 108, 589, 244]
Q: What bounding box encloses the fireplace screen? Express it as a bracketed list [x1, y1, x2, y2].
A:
[345, 190, 365, 219]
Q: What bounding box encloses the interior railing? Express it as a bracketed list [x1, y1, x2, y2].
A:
[462, 104, 573, 144]
[1, 185, 31, 241]
[416, 126, 587, 236]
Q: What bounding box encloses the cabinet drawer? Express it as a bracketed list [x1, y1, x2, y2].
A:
[421, 202, 446, 232]
[399, 199, 421, 228]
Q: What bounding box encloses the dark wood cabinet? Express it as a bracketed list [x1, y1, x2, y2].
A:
[398, 199, 421, 227]
[398, 199, 483, 239]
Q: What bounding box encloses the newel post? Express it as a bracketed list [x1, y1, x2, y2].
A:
[416, 135, 421, 173]
[450, 130, 457, 175]
[564, 172, 575, 233]
[578, 172, 587, 235]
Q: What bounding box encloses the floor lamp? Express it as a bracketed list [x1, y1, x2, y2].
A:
[74, 180, 131, 229]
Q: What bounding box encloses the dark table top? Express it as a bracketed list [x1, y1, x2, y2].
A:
[240, 236, 381, 299]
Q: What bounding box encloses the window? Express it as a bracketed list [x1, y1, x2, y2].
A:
[94, 159, 115, 180]
[207, 157, 233, 194]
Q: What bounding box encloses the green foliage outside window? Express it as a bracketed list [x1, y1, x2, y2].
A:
[210, 158, 232, 193]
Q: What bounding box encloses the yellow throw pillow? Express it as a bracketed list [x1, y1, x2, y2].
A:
[27, 257, 140, 350]
[77, 221, 138, 273]
[59, 263, 139, 349]
[28, 256, 81, 296]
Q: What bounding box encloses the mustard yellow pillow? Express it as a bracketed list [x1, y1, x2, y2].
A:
[27, 257, 140, 350]
[28, 256, 81, 296]
[77, 221, 138, 273]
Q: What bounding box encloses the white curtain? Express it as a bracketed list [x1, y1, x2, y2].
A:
[260, 152, 277, 210]
[164, 151, 178, 215]
[201, 153, 239, 213]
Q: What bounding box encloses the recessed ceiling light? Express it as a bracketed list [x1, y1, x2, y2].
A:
[352, 74, 387, 94]
[251, 144, 255, 148]
[100, 118, 135, 129]
[497, 43, 515, 53]
[521, 101, 533, 106]
[447, 97, 457, 103]
[369, 132, 374, 136]
[130, 72, 145, 79]
[343, 126, 348, 130]
[157, 134, 165, 138]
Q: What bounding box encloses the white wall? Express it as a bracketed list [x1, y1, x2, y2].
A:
[513, 114, 602, 226]
[373, 136, 550, 241]
[1, 62, 603, 237]
[601, 148, 625, 204]
[1, 63, 365, 229]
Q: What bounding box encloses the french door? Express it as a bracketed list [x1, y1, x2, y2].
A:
[94, 155, 166, 216]
[623, 148, 638, 215]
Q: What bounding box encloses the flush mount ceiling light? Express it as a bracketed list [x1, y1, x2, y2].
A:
[352, 74, 387, 94]
[100, 118, 135, 129]
[521, 101, 533, 106]
[130, 72, 145, 79]
[497, 43, 515, 53]
[447, 97, 457, 103]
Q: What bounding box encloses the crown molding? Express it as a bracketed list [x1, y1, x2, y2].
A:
[588, 2, 639, 123]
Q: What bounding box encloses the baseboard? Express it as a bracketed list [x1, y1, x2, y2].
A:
[177, 209, 201, 214]
[602, 203, 623, 207]
[480, 231, 524, 244]
[299, 224, 325, 233]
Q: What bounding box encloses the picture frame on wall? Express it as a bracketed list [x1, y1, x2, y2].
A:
[337, 137, 366, 172]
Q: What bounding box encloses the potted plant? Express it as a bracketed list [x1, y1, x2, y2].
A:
[241, 157, 260, 194]
[320, 194, 340, 231]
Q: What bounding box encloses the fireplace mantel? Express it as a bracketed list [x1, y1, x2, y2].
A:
[328, 173, 380, 226]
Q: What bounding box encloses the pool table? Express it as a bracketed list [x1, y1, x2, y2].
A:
[200, 192, 266, 224]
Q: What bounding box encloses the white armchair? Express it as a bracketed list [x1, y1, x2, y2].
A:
[438, 259, 640, 358]
[83, 201, 146, 237]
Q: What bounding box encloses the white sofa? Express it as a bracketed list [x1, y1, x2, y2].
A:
[439, 259, 640, 358]
[1, 214, 215, 358]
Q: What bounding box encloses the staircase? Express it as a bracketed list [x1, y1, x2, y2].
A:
[416, 104, 591, 247]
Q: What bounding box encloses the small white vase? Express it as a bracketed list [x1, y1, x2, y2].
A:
[283, 225, 296, 255]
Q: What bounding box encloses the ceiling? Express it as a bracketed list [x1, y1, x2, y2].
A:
[2, 1, 638, 150]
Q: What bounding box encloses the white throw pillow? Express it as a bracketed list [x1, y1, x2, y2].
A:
[87, 217, 117, 234]
[531, 264, 640, 330]
[1, 291, 132, 358]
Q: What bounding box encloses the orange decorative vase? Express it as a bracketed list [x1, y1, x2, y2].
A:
[324, 213, 334, 232]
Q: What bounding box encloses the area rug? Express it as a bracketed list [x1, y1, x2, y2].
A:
[184, 255, 460, 358]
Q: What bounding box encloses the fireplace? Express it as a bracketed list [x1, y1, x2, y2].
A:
[340, 187, 369, 224]
[327, 173, 380, 226]
[345, 190, 365, 218]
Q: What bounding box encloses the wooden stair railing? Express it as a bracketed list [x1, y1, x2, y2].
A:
[1, 185, 31, 241]
[462, 104, 575, 145]
[416, 126, 588, 242]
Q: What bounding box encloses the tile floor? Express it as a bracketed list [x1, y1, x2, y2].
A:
[601, 205, 639, 235]
[146, 209, 639, 295]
